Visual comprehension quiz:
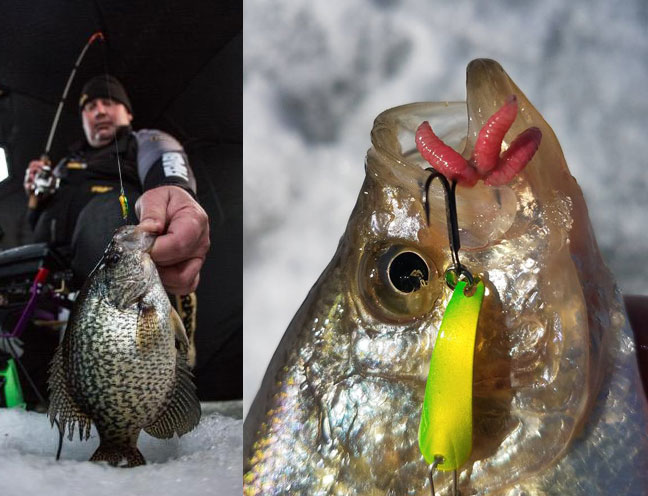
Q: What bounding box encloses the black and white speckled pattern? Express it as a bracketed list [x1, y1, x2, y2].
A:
[48, 225, 201, 467]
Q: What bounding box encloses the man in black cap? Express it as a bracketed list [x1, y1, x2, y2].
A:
[17, 75, 207, 405]
[24, 75, 209, 296]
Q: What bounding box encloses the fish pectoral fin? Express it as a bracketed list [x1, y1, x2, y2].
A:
[170, 305, 190, 348]
[173, 293, 197, 368]
[143, 354, 201, 439]
[137, 304, 161, 352]
[47, 345, 93, 441]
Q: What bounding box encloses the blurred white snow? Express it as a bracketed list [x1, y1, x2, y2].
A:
[0, 406, 242, 496]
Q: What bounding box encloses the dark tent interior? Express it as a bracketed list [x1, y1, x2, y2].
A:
[0, 1, 242, 403]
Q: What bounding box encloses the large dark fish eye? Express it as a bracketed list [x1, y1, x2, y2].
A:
[105, 247, 122, 266]
[386, 251, 429, 293]
[359, 243, 441, 321]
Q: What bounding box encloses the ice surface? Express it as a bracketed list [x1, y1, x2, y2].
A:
[0, 405, 242, 496]
[244, 0, 648, 414]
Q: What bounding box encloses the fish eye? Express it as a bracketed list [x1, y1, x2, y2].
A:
[385, 251, 430, 293]
[105, 248, 122, 266]
[359, 244, 441, 321]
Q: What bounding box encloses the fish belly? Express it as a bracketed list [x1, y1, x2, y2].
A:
[70, 300, 176, 435]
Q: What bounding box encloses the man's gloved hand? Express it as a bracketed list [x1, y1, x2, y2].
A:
[135, 186, 210, 295]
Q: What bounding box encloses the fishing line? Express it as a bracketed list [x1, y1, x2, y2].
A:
[96, 35, 129, 221]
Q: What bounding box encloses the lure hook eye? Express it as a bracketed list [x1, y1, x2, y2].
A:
[444, 266, 479, 295]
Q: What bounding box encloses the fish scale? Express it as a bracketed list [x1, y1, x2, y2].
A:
[70, 299, 175, 438]
[48, 225, 201, 467]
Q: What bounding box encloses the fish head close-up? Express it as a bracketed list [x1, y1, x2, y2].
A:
[96, 224, 159, 309]
[244, 59, 648, 495]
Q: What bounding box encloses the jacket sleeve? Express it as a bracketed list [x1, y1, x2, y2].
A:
[133, 129, 197, 195]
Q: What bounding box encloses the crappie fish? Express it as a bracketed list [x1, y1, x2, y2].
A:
[244, 59, 648, 494]
[48, 225, 201, 467]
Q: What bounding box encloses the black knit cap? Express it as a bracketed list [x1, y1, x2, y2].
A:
[78, 75, 133, 115]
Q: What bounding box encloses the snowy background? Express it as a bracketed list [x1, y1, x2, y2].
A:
[0, 404, 242, 496]
[244, 0, 648, 414]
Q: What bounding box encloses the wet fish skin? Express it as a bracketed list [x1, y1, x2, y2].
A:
[48, 225, 201, 467]
[244, 60, 648, 494]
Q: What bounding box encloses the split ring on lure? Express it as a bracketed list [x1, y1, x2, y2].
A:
[416, 95, 542, 186]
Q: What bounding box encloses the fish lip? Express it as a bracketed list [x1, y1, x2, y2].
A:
[113, 225, 157, 253]
[136, 228, 157, 253]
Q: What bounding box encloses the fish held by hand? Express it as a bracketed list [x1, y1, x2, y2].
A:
[48, 225, 201, 467]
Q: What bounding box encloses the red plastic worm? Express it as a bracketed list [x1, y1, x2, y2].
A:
[484, 127, 542, 186]
[416, 94, 542, 187]
[415, 121, 479, 186]
[472, 95, 519, 175]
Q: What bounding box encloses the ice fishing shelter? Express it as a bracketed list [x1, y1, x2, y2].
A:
[0, 0, 242, 401]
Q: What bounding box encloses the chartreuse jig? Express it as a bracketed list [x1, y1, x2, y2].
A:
[95, 36, 130, 221]
[419, 169, 485, 496]
[119, 192, 129, 219]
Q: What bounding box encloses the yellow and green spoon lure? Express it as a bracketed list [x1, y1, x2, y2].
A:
[418, 278, 485, 471]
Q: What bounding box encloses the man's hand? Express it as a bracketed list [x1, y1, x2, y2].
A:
[135, 186, 210, 294]
[24, 159, 49, 195]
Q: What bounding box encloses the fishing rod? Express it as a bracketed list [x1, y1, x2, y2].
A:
[28, 31, 105, 209]
[19, 31, 105, 460]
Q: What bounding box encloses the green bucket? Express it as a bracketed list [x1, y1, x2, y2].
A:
[0, 357, 26, 409]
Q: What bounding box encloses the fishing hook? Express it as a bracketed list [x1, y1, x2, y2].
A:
[423, 167, 474, 290]
[428, 456, 460, 496]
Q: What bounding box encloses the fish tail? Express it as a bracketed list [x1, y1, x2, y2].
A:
[90, 443, 146, 467]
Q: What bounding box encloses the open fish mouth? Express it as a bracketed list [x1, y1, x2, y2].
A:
[371, 107, 520, 251]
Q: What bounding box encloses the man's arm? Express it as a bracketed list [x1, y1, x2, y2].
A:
[133, 130, 209, 294]
[134, 129, 197, 195]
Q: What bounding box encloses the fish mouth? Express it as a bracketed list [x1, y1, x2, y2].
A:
[368, 58, 556, 250]
[370, 109, 518, 250]
[113, 225, 157, 253]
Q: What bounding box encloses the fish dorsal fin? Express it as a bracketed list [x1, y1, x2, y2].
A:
[143, 353, 201, 439]
[47, 344, 93, 441]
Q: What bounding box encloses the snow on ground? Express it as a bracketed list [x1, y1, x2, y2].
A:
[0, 404, 242, 496]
